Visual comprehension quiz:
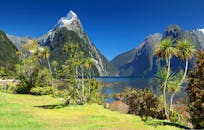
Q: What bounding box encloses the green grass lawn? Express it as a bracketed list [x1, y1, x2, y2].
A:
[0, 92, 184, 130]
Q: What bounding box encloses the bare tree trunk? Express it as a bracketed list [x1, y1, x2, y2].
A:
[47, 60, 52, 74]
[76, 66, 80, 90]
[164, 56, 171, 119]
[170, 61, 188, 111]
[47, 59, 53, 87]
[88, 69, 91, 97]
[81, 65, 85, 104]
[183, 61, 188, 81]
[170, 93, 175, 111]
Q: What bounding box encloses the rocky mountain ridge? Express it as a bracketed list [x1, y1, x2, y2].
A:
[112, 25, 204, 77]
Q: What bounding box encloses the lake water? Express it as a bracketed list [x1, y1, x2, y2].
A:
[98, 77, 187, 103]
[55, 77, 186, 103]
[98, 77, 160, 102]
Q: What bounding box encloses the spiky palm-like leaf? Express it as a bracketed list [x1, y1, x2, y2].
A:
[176, 39, 196, 61]
[155, 67, 176, 92]
[154, 39, 177, 60]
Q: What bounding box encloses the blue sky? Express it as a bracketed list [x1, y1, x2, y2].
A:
[1, 0, 204, 60]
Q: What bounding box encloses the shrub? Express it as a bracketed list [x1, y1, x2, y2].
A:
[35, 68, 52, 87]
[30, 86, 55, 95]
[85, 79, 103, 104]
[122, 88, 165, 121]
[169, 110, 183, 124]
[0, 83, 18, 93]
[15, 81, 32, 94]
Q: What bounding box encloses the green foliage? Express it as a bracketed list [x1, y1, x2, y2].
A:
[169, 110, 183, 124]
[51, 60, 58, 78]
[154, 38, 178, 119]
[0, 83, 18, 94]
[155, 67, 177, 92]
[186, 49, 204, 129]
[0, 66, 13, 79]
[15, 40, 54, 95]
[36, 68, 52, 87]
[15, 59, 40, 94]
[122, 88, 165, 121]
[85, 79, 103, 104]
[154, 38, 195, 121]
[176, 39, 196, 61]
[56, 42, 103, 105]
[30, 86, 55, 95]
[154, 38, 177, 60]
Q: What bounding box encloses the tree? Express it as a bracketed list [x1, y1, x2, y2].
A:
[62, 42, 85, 104]
[154, 39, 177, 118]
[60, 42, 102, 105]
[168, 70, 183, 110]
[84, 58, 94, 98]
[176, 39, 196, 85]
[16, 51, 24, 61]
[155, 67, 180, 110]
[15, 58, 40, 93]
[42, 47, 52, 74]
[186, 49, 204, 129]
[51, 60, 58, 72]
[22, 40, 39, 57]
[15, 40, 53, 94]
[51, 60, 58, 78]
[35, 68, 52, 87]
[33, 49, 43, 66]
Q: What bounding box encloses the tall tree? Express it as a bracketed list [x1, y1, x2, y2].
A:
[176, 39, 196, 84]
[84, 58, 94, 97]
[186, 49, 204, 129]
[62, 43, 85, 104]
[42, 47, 52, 74]
[154, 38, 177, 118]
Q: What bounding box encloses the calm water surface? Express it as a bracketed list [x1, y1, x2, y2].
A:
[98, 77, 186, 103]
[98, 77, 159, 102]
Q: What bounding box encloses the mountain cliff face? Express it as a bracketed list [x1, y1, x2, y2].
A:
[6, 34, 30, 50]
[38, 10, 116, 76]
[0, 30, 18, 69]
[112, 25, 204, 77]
[112, 33, 162, 76]
[8, 10, 116, 76]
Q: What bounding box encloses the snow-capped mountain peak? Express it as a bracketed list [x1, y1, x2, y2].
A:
[38, 10, 84, 46]
[198, 29, 204, 34]
[66, 10, 77, 20]
[58, 10, 78, 26]
[49, 10, 83, 33]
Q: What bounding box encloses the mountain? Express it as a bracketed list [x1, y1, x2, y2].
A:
[7, 10, 115, 76]
[6, 11, 117, 76]
[112, 25, 204, 77]
[6, 34, 31, 50]
[0, 30, 18, 70]
[112, 33, 162, 77]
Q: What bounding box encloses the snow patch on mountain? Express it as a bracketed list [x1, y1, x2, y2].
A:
[198, 29, 204, 34]
[49, 10, 83, 33]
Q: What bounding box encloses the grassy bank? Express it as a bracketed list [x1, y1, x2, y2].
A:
[0, 92, 184, 130]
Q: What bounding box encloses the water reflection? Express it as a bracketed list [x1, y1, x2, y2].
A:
[99, 77, 153, 94]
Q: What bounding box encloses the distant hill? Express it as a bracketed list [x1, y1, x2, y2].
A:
[6, 34, 30, 50]
[0, 30, 18, 70]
